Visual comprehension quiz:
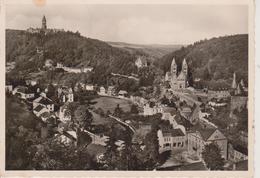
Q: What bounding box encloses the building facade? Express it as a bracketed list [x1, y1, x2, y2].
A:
[187, 129, 228, 160]
[157, 128, 186, 153]
[165, 58, 189, 90]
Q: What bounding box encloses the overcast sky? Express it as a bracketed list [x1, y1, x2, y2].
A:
[6, 4, 248, 45]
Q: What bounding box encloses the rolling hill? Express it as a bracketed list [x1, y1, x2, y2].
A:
[107, 41, 182, 59]
[157, 34, 248, 87]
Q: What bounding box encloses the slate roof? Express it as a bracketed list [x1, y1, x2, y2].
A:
[38, 97, 53, 105]
[199, 129, 216, 141]
[34, 105, 45, 112]
[162, 128, 185, 137]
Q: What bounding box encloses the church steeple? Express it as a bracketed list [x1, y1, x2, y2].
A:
[42, 15, 47, 30]
[171, 57, 177, 76]
[182, 58, 188, 76]
[232, 72, 237, 89]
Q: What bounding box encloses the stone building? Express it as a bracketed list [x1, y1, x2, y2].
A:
[187, 128, 228, 160]
[157, 128, 186, 153]
[165, 58, 189, 90]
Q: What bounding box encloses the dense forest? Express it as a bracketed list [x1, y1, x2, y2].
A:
[156, 34, 248, 87]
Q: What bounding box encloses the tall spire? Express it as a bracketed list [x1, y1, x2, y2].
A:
[42, 15, 47, 30]
[182, 58, 188, 75]
[232, 72, 237, 89]
[171, 57, 177, 76]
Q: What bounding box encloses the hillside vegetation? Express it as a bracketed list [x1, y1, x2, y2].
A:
[157, 34, 248, 87]
[6, 29, 138, 79]
[107, 41, 182, 59]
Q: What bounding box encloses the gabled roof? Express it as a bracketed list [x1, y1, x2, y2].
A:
[118, 90, 128, 94]
[162, 128, 185, 137]
[38, 97, 53, 105]
[199, 129, 216, 141]
[177, 71, 186, 80]
[34, 105, 45, 112]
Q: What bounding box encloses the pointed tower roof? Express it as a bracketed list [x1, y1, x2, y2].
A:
[171, 57, 177, 67]
[42, 15, 46, 22]
[232, 72, 237, 89]
[182, 58, 187, 66]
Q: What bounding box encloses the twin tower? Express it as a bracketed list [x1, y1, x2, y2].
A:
[165, 58, 188, 90]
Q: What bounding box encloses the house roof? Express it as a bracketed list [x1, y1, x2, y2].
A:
[62, 131, 77, 141]
[119, 90, 128, 94]
[162, 128, 185, 137]
[34, 105, 45, 112]
[38, 97, 53, 105]
[199, 129, 216, 141]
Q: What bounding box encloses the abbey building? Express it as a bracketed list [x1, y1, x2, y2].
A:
[165, 58, 189, 90]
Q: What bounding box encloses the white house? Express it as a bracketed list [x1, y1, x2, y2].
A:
[86, 84, 94, 91]
[57, 87, 74, 103]
[98, 86, 106, 96]
[143, 103, 163, 116]
[157, 128, 186, 153]
[118, 90, 128, 98]
[12, 86, 35, 99]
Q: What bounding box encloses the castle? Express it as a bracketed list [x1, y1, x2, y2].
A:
[27, 15, 64, 34]
[165, 58, 189, 90]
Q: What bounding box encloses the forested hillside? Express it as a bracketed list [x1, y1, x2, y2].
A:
[157, 34, 248, 87]
[107, 41, 182, 59]
[6, 29, 138, 77]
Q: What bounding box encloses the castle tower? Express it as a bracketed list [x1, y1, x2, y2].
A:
[171, 57, 177, 77]
[182, 58, 188, 76]
[232, 72, 237, 89]
[42, 15, 47, 30]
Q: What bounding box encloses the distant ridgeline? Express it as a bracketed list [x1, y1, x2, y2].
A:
[158, 34, 248, 89]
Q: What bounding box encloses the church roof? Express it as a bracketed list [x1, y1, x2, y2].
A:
[171, 57, 177, 67]
[182, 58, 187, 66]
[177, 71, 186, 80]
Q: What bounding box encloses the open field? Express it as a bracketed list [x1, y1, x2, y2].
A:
[93, 96, 132, 113]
